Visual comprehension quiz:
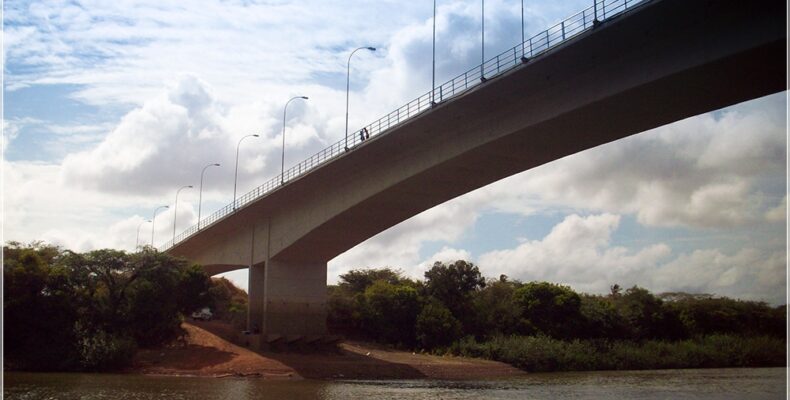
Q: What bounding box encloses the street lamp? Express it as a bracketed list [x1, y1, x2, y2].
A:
[521, 0, 528, 62]
[432, 0, 437, 105]
[281, 96, 309, 184]
[136, 219, 151, 249]
[233, 134, 259, 210]
[151, 205, 169, 248]
[173, 185, 193, 243]
[481, 0, 486, 82]
[521, 0, 525, 51]
[198, 163, 220, 229]
[344, 46, 376, 150]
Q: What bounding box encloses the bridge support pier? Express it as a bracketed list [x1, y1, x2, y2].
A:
[247, 262, 265, 334]
[246, 259, 327, 343]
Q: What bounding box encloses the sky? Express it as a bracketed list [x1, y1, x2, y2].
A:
[3, 0, 787, 304]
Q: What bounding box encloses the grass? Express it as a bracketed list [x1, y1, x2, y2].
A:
[449, 334, 786, 372]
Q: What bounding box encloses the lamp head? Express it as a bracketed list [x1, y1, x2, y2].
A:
[214, 163, 220, 166]
[252, 134, 260, 137]
[367, 47, 376, 51]
[301, 96, 309, 100]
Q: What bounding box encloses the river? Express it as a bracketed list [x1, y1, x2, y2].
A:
[4, 368, 786, 399]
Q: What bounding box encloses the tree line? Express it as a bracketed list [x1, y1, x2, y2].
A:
[328, 260, 786, 362]
[5, 240, 784, 373]
[3, 242, 217, 371]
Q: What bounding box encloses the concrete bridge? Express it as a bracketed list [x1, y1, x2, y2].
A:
[167, 0, 786, 345]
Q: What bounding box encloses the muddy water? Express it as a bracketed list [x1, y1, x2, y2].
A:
[4, 368, 786, 400]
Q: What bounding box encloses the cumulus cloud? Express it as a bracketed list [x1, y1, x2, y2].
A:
[470, 93, 787, 230]
[478, 214, 672, 293]
[648, 247, 786, 302]
[328, 196, 481, 282]
[477, 213, 786, 304]
[764, 196, 786, 223]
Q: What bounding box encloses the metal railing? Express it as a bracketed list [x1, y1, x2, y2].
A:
[160, 0, 647, 251]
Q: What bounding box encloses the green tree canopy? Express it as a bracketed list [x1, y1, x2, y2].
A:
[513, 281, 583, 339]
[423, 260, 485, 328]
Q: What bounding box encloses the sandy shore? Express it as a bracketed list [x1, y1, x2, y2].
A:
[132, 322, 525, 380]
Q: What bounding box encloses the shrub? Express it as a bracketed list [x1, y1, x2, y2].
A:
[416, 299, 462, 349]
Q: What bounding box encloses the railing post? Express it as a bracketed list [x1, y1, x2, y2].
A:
[545, 29, 550, 48]
[561, 21, 566, 40]
[439, 85, 443, 102]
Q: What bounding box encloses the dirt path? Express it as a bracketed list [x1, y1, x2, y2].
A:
[132, 322, 525, 380]
[133, 323, 296, 378]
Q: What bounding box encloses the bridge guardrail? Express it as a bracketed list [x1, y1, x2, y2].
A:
[160, 0, 646, 251]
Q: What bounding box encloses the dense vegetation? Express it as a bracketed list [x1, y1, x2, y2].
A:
[3, 242, 215, 371]
[208, 276, 249, 331]
[328, 261, 786, 371]
[5, 241, 784, 374]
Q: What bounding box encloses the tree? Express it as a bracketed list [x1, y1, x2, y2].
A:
[471, 277, 522, 337]
[361, 280, 422, 345]
[416, 299, 462, 349]
[579, 294, 627, 339]
[423, 260, 485, 328]
[209, 277, 248, 330]
[662, 293, 785, 338]
[513, 281, 583, 339]
[612, 286, 685, 340]
[4, 243, 215, 371]
[339, 268, 410, 293]
[4, 244, 80, 370]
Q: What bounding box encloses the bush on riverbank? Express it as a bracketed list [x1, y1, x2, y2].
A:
[3, 242, 214, 372]
[449, 334, 786, 372]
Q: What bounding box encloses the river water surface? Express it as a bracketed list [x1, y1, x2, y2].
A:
[5, 368, 786, 399]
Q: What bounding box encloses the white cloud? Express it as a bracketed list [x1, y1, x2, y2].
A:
[650, 248, 787, 304]
[478, 214, 672, 293]
[328, 195, 481, 282]
[477, 213, 786, 304]
[469, 93, 787, 230]
[765, 196, 786, 223]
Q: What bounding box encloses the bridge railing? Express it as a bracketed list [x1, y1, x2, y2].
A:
[159, 0, 646, 251]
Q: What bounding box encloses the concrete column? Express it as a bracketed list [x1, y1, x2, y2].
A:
[247, 262, 265, 333]
[262, 259, 327, 339]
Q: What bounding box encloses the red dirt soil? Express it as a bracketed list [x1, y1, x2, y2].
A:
[132, 322, 525, 380]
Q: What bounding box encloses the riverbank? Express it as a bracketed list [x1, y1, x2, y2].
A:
[451, 334, 787, 372]
[131, 322, 525, 380]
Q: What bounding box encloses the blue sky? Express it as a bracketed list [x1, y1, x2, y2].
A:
[3, 0, 787, 304]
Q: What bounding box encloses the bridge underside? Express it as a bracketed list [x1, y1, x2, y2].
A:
[172, 0, 786, 343]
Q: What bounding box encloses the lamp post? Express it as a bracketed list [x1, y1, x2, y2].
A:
[233, 134, 259, 210]
[136, 219, 151, 249]
[432, 0, 437, 105]
[281, 96, 309, 183]
[173, 185, 193, 243]
[521, 0, 525, 48]
[151, 205, 169, 248]
[198, 163, 220, 229]
[480, 0, 486, 81]
[344, 46, 376, 150]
